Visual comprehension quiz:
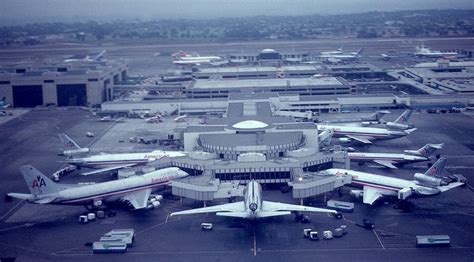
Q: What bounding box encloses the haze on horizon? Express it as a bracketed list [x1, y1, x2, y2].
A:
[1, 0, 473, 25]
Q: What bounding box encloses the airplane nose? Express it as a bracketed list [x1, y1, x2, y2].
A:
[249, 203, 258, 212]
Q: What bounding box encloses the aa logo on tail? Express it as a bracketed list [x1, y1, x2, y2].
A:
[32, 175, 46, 188]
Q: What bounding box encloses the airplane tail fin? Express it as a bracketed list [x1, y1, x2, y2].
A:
[413, 143, 444, 157]
[356, 48, 364, 55]
[424, 157, 447, 177]
[318, 129, 334, 147]
[394, 110, 412, 125]
[20, 165, 61, 195]
[59, 133, 81, 151]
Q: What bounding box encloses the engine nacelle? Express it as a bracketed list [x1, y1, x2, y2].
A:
[414, 173, 447, 187]
[338, 138, 352, 144]
[386, 122, 412, 130]
[147, 200, 161, 209]
[349, 190, 363, 198]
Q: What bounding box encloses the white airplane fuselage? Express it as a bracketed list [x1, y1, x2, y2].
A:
[67, 150, 186, 169]
[317, 124, 408, 140]
[244, 180, 263, 219]
[28, 167, 187, 206]
[348, 152, 428, 165]
[329, 168, 441, 196]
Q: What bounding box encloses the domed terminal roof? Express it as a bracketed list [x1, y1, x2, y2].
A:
[232, 120, 268, 129]
[261, 49, 276, 53]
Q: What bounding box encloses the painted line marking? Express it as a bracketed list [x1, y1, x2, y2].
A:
[373, 229, 385, 250]
[0, 200, 24, 221]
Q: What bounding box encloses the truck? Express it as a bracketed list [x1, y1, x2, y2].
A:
[103, 229, 135, 241]
[201, 223, 213, 231]
[92, 241, 127, 253]
[416, 235, 450, 247]
[327, 200, 354, 213]
[100, 236, 133, 247]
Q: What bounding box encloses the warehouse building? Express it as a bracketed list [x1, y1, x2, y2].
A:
[0, 60, 128, 107]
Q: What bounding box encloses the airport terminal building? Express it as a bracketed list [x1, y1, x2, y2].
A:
[0, 61, 128, 107]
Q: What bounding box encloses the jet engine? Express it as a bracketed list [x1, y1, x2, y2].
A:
[414, 173, 447, 187]
[338, 138, 352, 144]
[349, 190, 363, 198]
[147, 200, 161, 209]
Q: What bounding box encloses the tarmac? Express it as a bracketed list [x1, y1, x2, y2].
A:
[0, 108, 473, 261]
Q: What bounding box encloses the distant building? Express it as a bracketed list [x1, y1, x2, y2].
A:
[0, 61, 128, 107]
[405, 61, 474, 93]
[228, 48, 310, 65]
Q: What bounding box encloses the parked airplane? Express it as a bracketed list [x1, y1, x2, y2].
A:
[171, 180, 337, 219]
[414, 45, 458, 58]
[174, 114, 187, 122]
[349, 143, 443, 169]
[8, 165, 188, 210]
[63, 50, 107, 63]
[317, 124, 416, 144]
[321, 157, 464, 205]
[319, 48, 363, 62]
[333, 110, 414, 131]
[320, 110, 390, 125]
[58, 133, 90, 157]
[172, 51, 224, 66]
[66, 149, 187, 176]
[61, 135, 187, 175]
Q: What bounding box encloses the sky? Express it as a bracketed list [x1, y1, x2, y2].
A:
[1, 0, 473, 25]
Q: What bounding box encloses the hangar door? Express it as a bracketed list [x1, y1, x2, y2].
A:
[57, 84, 87, 106]
[12, 85, 43, 107]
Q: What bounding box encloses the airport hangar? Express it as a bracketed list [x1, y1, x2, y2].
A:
[0, 60, 128, 107]
[116, 94, 352, 204]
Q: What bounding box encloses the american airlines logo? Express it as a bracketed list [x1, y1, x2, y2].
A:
[430, 167, 438, 175]
[32, 176, 46, 188]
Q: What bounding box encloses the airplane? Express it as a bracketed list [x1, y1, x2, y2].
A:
[61, 134, 187, 175]
[174, 114, 187, 122]
[414, 44, 458, 58]
[321, 157, 464, 205]
[348, 143, 443, 169]
[332, 110, 414, 131]
[319, 110, 390, 125]
[58, 133, 90, 156]
[8, 165, 188, 210]
[172, 51, 224, 66]
[317, 124, 417, 145]
[63, 50, 107, 63]
[319, 48, 363, 62]
[65, 149, 187, 176]
[170, 180, 337, 219]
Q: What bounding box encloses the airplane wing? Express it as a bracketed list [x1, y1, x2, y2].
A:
[346, 135, 372, 144]
[170, 202, 245, 217]
[363, 186, 384, 205]
[373, 160, 398, 169]
[121, 188, 152, 210]
[81, 164, 137, 176]
[262, 201, 338, 214]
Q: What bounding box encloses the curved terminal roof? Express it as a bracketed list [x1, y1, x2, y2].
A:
[232, 120, 268, 129]
[261, 49, 276, 53]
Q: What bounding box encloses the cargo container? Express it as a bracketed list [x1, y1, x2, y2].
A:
[303, 228, 312, 238]
[201, 223, 213, 231]
[333, 228, 344, 238]
[309, 231, 319, 241]
[79, 215, 88, 224]
[323, 231, 333, 240]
